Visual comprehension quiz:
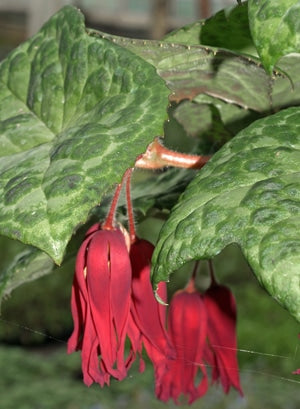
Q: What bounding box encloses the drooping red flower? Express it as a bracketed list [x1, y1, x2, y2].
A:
[203, 283, 243, 396]
[156, 282, 209, 404]
[127, 238, 174, 380]
[156, 273, 242, 405]
[67, 223, 132, 386]
[68, 224, 172, 387]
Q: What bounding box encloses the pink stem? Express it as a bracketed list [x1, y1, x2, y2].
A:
[185, 261, 200, 293]
[208, 259, 217, 286]
[135, 138, 211, 170]
[102, 169, 132, 230]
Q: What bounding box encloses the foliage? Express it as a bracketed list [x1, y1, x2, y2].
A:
[152, 107, 300, 321]
[248, 0, 300, 72]
[0, 6, 168, 264]
[0, 0, 299, 338]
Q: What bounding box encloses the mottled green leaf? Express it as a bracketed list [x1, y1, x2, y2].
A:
[165, 1, 256, 56]
[248, 0, 300, 72]
[152, 107, 300, 321]
[89, 29, 273, 112]
[0, 6, 169, 263]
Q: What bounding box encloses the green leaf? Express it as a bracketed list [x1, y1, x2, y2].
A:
[0, 214, 94, 299]
[132, 167, 197, 213]
[89, 29, 273, 112]
[0, 6, 169, 263]
[193, 94, 261, 135]
[0, 247, 54, 298]
[248, 0, 300, 73]
[152, 107, 300, 322]
[173, 100, 233, 152]
[173, 97, 260, 150]
[165, 1, 257, 56]
[272, 53, 300, 109]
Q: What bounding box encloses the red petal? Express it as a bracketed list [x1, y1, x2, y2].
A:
[158, 290, 208, 403]
[203, 284, 243, 395]
[203, 338, 220, 383]
[67, 233, 94, 353]
[126, 314, 145, 372]
[80, 307, 99, 386]
[85, 223, 101, 236]
[129, 239, 172, 357]
[86, 228, 131, 380]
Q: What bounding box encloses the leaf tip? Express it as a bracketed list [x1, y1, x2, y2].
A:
[154, 287, 168, 306]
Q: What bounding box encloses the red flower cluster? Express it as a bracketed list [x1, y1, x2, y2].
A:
[68, 222, 242, 404]
[157, 278, 243, 403]
[67, 223, 173, 386]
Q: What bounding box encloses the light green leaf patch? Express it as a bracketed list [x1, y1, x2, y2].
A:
[0, 6, 169, 263]
[152, 107, 300, 322]
[248, 0, 300, 72]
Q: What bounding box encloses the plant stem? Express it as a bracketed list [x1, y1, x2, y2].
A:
[208, 259, 217, 286]
[102, 169, 132, 230]
[135, 138, 211, 170]
[185, 261, 200, 292]
[125, 168, 136, 243]
[103, 138, 210, 230]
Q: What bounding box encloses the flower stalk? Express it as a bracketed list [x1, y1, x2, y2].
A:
[135, 137, 211, 170]
[102, 168, 133, 231]
[125, 168, 136, 243]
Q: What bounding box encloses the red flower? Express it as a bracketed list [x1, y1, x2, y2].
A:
[157, 277, 242, 404]
[127, 239, 174, 382]
[67, 224, 172, 387]
[156, 284, 208, 404]
[67, 223, 131, 386]
[203, 283, 243, 395]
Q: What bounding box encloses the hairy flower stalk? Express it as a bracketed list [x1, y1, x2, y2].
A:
[67, 169, 172, 386]
[135, 137, 211, 170]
